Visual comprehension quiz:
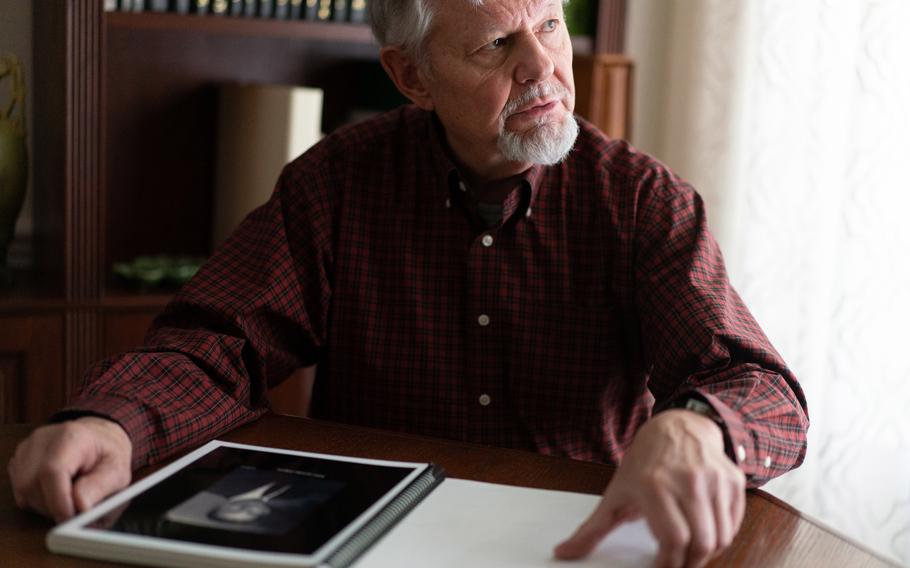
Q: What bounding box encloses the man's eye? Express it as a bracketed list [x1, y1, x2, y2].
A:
[542, 19, 559, 32]
[484, 37, 508, 50]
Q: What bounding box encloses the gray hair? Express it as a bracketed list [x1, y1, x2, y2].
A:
[370, 0, 568, 62]
[369, 1, 478, 61]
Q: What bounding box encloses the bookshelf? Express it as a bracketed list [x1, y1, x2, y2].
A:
[0, 0, 630, 423]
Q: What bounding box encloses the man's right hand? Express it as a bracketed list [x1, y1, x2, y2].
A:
[7, 417, 132, 523]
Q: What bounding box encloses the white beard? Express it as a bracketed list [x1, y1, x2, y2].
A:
[497, 83, 579, 165]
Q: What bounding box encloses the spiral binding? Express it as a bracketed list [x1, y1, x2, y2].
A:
[323, 465, 445, 568]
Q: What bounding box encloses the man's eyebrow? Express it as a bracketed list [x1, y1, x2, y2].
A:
[473, 0, 561, 39]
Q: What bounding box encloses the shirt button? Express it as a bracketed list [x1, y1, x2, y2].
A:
[481, 234, 494, 247]
[525, 207, 532, 218]
[764, 456, 772, 468]
[477, 314, 490, 327]
[445, 198, 451, 208]
[459, 181, 468, 192]
[478, 394, 492, 406]
[736, 445, 747, 463]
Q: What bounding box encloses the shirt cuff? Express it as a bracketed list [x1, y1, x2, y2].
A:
[675, 391, 772, 484]
[51, 395, 154, 470]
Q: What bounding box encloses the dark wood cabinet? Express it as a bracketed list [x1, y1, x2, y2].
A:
[0, 314, 65, 424]
[2, 0, 629, 420]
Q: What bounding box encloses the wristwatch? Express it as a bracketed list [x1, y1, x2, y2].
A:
[680, 397, 738, 462]
[683, 397, 722, 424]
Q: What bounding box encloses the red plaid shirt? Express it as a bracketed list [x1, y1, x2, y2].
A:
[64, 106, 808, 486]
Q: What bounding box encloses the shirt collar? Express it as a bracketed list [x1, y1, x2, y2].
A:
[425, 110, 545, 223]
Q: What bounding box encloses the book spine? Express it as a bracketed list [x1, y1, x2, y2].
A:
[131, 0, 145, 11]
[195, 0, 210, 15]
[332, 0, 347, 21]
[324, 465, 446, 568]
[148, 0, 168, 11]
[304, 0, 318, 20]
[274, 0, 290, 19]
[289, 0, 303, 19]
[317, 0, 332, 20]
[228, 0, 243, 15]
[174, 0, 192, 14]
[243, 0, 257, 16]
[349, 0, 366, 23]
[212, 0, 229, 15]
[259, 0, 274, 18]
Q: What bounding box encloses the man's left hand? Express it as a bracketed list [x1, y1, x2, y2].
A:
[554, 409, 746, 568]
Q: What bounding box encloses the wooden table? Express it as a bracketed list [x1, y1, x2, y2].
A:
[0, 414, 898, 567]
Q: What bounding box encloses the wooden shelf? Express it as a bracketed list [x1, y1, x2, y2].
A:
[0, 288, 172, 312]
[105, 12, 596, 56]
[0, 268, 64, 311]
[100, 289, 173, 310]
[105, 11, 376, 44]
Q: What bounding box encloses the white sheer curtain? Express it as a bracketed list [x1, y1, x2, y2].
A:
[627, 1, 910, 564]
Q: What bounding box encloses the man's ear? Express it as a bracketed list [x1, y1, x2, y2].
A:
[379, 47, 435, 111]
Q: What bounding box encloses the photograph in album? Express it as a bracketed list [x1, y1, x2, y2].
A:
[47, 441, 445, 568]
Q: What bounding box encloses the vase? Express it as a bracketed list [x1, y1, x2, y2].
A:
[0, 54, 28, 288]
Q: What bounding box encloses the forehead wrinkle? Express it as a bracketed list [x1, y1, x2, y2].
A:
[466, 0, 561, 37]
[429, 0, 563, 58]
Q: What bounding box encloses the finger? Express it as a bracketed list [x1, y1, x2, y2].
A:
[554, 492, 628, 559]
[731, 473, 747, 534]
[714, 477, 734, 549]
[72, 456, 131, 513]
[679, 477, 716, 568]
[38, 464, 75, 523]
[16, 424, 94, 520]
[9, 442, 49, 515]
[638, 487, 690, 568]
[712, 472, 747, 565]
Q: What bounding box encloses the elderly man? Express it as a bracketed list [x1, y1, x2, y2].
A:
[9, 1, 808, 566]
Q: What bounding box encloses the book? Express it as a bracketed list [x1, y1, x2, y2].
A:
[212, 83, 324, 246]
[47, 440, 445, 568]
[211, 0, 229, 15]
[228, 0, 243, 16]
[147, 0, 169, 11]
[317, 0, 332, 20]
[349, 0, 366, 23]
[304, 0, 318, 20]
[259, 0, 274, 18]
[174, 0, 192, 14]
[195, 0, 210, 15]
[243, 0, 257, 16]
[274, 0, 290, 19]
[332, 0, 347, 21]
[289, 0, 304, 19]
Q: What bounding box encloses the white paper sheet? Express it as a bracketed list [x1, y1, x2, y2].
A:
[359, 478, 658, 567]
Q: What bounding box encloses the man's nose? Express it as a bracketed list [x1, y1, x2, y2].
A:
[513, 33, 556, 84]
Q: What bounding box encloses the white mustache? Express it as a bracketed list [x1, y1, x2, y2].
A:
[501, 83, 568, 120]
